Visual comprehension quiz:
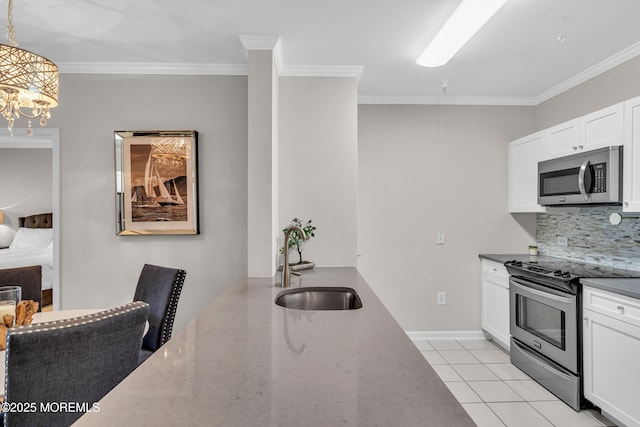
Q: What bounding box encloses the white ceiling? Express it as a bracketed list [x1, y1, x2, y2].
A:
[10, 0, 640, 104]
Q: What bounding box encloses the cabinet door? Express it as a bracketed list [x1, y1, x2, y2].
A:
[547, 120, 579, 158]
[623, 96, 640, 212]
[481, 261, 510, 350]
[580, 103, 623, 151]
[583, 309, 640, 427]
[508, 133, 547, 213]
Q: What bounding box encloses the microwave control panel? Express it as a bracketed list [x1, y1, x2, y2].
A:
[592, 163, 606, 193]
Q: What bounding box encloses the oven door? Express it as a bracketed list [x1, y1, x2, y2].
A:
[509, 276, 578, 373]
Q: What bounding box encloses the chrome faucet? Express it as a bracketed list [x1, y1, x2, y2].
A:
[281, 225, 306, 288]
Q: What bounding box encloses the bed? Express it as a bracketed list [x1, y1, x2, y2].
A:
[0, 213, 53, 306]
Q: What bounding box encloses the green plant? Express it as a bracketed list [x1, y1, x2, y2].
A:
[280, 218, 316, 264]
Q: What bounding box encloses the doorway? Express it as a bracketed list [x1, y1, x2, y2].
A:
[0, 128, 61, 310]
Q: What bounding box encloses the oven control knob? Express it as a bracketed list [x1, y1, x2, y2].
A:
[553, 270, 563, 276]
[561, 271, 571, 278]
[514, 261, 523, 267]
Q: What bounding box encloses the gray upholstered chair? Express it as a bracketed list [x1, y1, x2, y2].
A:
[133, 264, 186, 364]
[0, 265, 42, 311]
[3, 301, 150, 427]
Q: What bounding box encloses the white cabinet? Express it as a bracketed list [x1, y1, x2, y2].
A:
[581, 103, 623, 151]
[508, 101, 624, 213]
[547, 104, 623, 159]
[508, 132, 548, 213]
[547, 119, 579, 158]
[583, 286, 640, 427]
[623, 96, 640, 212]
[481, 260, 510, 350]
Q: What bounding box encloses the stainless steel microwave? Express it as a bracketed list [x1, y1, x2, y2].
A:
[538, 146, 622, 206]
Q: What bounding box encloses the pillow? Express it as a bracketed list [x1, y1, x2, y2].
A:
[8, 227, 53, 249]
[0, 225, 15, 248]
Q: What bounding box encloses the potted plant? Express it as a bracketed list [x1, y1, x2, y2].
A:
[280, 218, 316, 271]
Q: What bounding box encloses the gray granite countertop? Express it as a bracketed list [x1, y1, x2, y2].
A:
[75, 267, 474, 426]
[580, 277, 640, 300]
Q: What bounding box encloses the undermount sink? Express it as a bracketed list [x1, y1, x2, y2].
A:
[275, 287, 363, 310]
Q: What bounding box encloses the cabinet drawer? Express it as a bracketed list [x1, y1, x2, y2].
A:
[584, 287, 640, 328]
[482, 260, 509, 288]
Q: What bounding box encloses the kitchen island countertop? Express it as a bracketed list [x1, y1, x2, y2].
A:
[75, 267, 474, 426]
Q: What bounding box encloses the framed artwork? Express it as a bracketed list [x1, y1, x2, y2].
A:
[114, 130, 199, 235]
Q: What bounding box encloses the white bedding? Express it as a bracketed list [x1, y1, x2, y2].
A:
[0, 247, 54, 290]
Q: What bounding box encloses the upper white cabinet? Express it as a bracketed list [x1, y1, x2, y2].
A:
[623, 96, 640, 212]
[547, 103, 623, 159]
[508, 101, 624, 213]
[508, 132, 548, 213]
[581, 103, 624, 151]
[547, 119, 579, 158]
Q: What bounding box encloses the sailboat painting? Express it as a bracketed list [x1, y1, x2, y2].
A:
[115, 130, 199, 235]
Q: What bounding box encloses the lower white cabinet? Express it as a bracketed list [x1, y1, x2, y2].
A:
[481, 260, 510, 350]
[583, 286, 640, 427]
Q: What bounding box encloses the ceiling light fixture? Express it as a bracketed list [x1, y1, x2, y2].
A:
[0, 0, 58, 136]
[416, 0, 508, 68]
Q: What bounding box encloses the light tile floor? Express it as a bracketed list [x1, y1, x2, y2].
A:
[413, 338, 615, 427]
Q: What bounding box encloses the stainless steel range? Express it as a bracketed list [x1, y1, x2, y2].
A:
[504, 258, 639, 411]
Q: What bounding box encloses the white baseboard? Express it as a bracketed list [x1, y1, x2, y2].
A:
[406, 330, 486, 341]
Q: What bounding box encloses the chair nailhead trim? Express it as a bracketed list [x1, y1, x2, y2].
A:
[3, 301, 148, 406]
[159, 269, 186, 346]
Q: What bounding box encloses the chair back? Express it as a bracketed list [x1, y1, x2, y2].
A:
[133, 264, 186, 352]
[0, 265, 42, 311]
[3, 301, 149, 427]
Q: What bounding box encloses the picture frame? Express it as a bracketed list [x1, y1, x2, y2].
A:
[114, 130, 199, 235]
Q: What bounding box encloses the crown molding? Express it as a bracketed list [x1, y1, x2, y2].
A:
[56, 61, 363, 80]
[238, 35, 281, 51]
[534, 40, 640, 105]
[358, 95, 537, 106]
[280, 65, 364, 80]
[238, 35, 283, 74]
[58, 62, 248, 75]
[57, 39, 640, 104]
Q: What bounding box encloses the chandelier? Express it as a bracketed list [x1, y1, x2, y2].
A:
[150, 137, 191, 159]
[0, 0, 58, 136]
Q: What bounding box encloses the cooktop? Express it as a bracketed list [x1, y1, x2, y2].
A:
[505, 257, 640, 283]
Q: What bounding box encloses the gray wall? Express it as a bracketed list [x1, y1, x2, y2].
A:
[48, 74, 248, 332]
[279, 77, 358, 267]
[357, 105, 537, 332]
[0, 148, 52, 227]
[536, 56, 640, 130]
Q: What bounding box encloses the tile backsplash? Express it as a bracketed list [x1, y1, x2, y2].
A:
[537, 207, 640, 270]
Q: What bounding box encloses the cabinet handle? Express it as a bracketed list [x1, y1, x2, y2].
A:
[617, 305, 625, 314]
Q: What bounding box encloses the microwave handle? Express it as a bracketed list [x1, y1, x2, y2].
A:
[578, 159, 591, 201]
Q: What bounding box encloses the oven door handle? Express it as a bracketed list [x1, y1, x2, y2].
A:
[511, 279, 574, 304]
[578, 159, 591, 201]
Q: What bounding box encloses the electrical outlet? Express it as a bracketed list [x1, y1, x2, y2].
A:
[436, 232, 445, 245]
[437, 291, 446, 305]
[557, 236, 568, 246]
